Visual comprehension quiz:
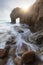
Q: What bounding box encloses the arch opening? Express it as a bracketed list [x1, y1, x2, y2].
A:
[16, 18, 20, 24]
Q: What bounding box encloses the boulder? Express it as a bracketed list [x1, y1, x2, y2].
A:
[0, 49, 8, 58]
[21, 51, 41, 65]
[0, 44, 10, 59]
[0, 58, 8, 65]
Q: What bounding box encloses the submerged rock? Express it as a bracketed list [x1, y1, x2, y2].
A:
[0, 58, 8, 65]
[6, 35, 16, 45]
[16, 43, 28, 57]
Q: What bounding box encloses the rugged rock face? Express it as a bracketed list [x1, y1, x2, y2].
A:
[10, 0, 43, 32]
[29, 0, 43, 32]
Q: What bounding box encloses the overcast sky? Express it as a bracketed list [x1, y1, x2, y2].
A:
[0, 0, 36, 21]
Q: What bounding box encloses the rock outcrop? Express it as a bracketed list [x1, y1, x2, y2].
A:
[10, 0, 43, 32]
[28, 0, 43, 32]
[10, 7, 28, 24]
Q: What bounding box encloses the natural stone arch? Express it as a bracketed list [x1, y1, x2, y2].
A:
[10, 7, 29, 25]
[10, 0, 43, 32]
[10, 7, 26, 24]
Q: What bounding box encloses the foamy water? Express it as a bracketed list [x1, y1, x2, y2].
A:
[0, 21, 39, 50]
[0, 21, 43, 65]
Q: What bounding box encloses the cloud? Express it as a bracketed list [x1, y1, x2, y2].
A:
[0, 0, 36, 21]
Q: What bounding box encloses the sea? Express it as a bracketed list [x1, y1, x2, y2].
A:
[0, 20, 43, 65]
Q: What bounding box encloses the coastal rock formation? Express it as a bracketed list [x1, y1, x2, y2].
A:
[10, 7, 27, 24]
[29, 0, 43, 32]
[10, 0, 43, 32]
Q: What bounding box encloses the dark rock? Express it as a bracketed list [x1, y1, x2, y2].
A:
[6, 36, 16, 45]
[36, 35, 43, 45]
[0, 49, 8, 58]
[0, 57, 8, 65]
[21, 51, 41, 65]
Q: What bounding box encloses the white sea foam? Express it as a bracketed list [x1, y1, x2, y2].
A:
[0, 21, 38, 51]
[0, 21, 43, 65]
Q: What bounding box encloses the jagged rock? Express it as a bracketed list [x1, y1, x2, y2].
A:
[6, 35, 16, 45]
[21, 51, 42, 65]
[29, 30, 43, 43]
[36, 35, 43, 45]
[29, 28, 43, 62]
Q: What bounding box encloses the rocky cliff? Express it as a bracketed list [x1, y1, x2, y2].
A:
[10, 0, 43, 32]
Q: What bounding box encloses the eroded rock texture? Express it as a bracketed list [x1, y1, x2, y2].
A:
[29, 0, 43, 32]
[10, 0, 43, 32]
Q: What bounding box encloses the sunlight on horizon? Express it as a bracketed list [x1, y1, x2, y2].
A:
[21, 0, 36, 12]
[0, 0, 36, 22]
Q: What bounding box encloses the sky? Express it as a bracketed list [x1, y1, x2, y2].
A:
[0, 0, 36, 21]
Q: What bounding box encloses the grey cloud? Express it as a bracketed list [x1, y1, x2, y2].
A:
[0, 0, 36, 20]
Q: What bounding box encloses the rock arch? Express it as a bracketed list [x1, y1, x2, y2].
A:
[10, 7, 27, 24]
[10, 0, 43, 32]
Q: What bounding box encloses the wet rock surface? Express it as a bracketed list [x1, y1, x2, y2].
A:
[0, 49, 8, 58]
[29, 30, 43, 62]
[21, 51, 42, 65]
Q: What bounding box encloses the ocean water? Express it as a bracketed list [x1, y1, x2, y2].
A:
[0, 21, 43, 65]
[0, 20, 39, 50]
